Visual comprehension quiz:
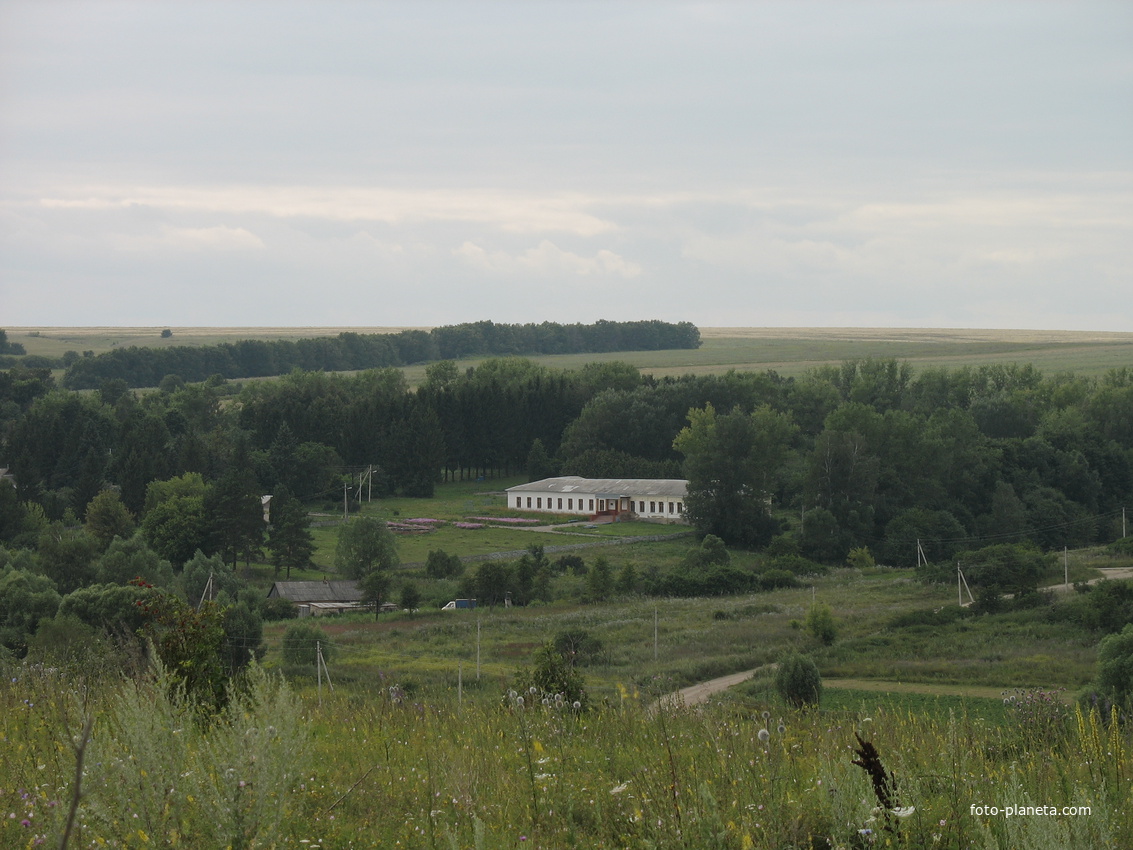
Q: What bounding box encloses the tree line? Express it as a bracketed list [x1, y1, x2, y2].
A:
[57, 320, 701, 389]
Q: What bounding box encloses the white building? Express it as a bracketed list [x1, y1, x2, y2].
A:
[505, 477, 688, 522]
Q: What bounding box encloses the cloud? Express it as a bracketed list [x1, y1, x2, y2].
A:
[107, 224, 265, 253]
[455, 240, 642, 278]
[37, 186, 618, 237]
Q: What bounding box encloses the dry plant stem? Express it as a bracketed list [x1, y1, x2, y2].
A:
[325, 763, 379, 814]
[656, 708, 683, 836]
[59, 712, 94, 850]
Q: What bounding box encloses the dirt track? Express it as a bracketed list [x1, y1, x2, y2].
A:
[657, 666, 771, 710]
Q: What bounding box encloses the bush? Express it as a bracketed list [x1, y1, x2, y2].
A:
[553, 629, 605, 666]
[765, 554, 828, 577]
[759, 569, 799, 590]
[281, 622, 333, 668]
[1090, 623, 1133, 709]
[426, 549, 464, 579]
[775, 653, 822, 708]
[262, 597, 299, 621]
[512, 642, 588, 709]
[805, 603, 837, 645]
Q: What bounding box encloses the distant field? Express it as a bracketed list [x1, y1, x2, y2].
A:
[9, 325, 1133, 380]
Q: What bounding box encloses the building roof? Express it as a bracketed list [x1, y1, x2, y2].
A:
[506, 477, 688, 498]
[267, 580, 363, 603]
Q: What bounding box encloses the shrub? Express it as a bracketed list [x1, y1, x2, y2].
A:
[765, 553, 828, 577]
[554, 554, 586, 576]
[281, 621, 333, 668]
[1091, 623, 1133, 709]
[553, 629, 605, 666]
[262, 596, 299, 621]
[512, 642, 588, 709]
[426, 548, 464, 579]
[1108, 537, 1133, 557]
[775, 653, 822, 708]
[759, 569, 799, 590]
[846, 546, 875, 569]
[805, 603, 837, 645]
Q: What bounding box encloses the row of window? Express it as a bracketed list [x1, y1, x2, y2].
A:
[514, 495, 684, 515]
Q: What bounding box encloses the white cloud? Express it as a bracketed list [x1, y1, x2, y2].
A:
[455, 240, 641, 278]
[38, 186, 618, 237]
[107, 224, 265, 253]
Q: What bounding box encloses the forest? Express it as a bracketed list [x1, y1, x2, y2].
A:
[37, 318, 703, 388]
[2, 334, 1131, 620]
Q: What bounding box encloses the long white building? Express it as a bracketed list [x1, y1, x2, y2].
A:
[505, 476, 689, 522]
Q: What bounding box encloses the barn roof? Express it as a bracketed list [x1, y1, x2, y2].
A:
[506, 477, 687, 498]
[267, 581, 363, 603]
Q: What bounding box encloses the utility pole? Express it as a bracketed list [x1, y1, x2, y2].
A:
[476, 616, 481, 681]
[1064, 547, 1069, 588]
[653, 608, 659, 663]
[197, 572, 214, 609]
[343, 481, 349, 521]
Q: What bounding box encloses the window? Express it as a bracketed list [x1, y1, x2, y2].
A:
[638, 501, 645, 512]
[516, 497, 521, 508]
[526, 497, 532, 508]
[568, 498, 573, 510]
[557, 498, 562, 509]
[650, 501, 656, 513]
[589, 499, 594, 511]
[677, 502, 683, 514]
[668, 502, 674, 514]
[537, 497, 542, 509]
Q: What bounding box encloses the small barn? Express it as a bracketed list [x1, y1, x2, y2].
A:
[505, 477, 689, 523]
[267, 580, 364, 617]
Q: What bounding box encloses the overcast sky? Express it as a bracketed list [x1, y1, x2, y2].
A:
[1, 1, 1130, 330]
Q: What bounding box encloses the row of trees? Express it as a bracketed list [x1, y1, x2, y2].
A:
[3, 353, 1132, 572]
[58, 320, 701, 389]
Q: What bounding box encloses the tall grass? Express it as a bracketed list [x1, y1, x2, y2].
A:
[3, 662, 1128, 849]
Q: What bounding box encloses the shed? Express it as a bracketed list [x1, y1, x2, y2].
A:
[267, 580, 364, 617]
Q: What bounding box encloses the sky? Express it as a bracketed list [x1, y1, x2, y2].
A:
[1, 1, 1130, 331]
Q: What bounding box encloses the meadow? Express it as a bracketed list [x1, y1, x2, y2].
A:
[3, 477, 1132, 847]
[2, 655, 1126, 849]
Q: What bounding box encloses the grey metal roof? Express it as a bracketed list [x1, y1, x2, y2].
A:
[267, 581, 363, 603]
[506, 477, 687, 497]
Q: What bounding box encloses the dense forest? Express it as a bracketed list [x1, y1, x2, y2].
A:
[46, 319, 702, 388]
[2, 325, 1133, 659]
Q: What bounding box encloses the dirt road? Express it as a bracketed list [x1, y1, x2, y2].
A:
[657, 666, 772, 710]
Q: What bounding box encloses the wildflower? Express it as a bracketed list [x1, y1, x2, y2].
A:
[610, 783, 628, 795]
[757, 729, 770, 743]
[777, 724, 786, 735]
[891, 806, 916, 818]
[573, 701, 581, 709]
[761, 711, 770, 720]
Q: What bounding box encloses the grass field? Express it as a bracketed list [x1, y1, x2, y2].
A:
[9, 325, 1133, 380]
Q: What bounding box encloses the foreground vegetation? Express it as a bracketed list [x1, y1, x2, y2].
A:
[2, 656, 1128, 849]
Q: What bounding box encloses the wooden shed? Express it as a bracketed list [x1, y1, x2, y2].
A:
[267, 580, 364, 617]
